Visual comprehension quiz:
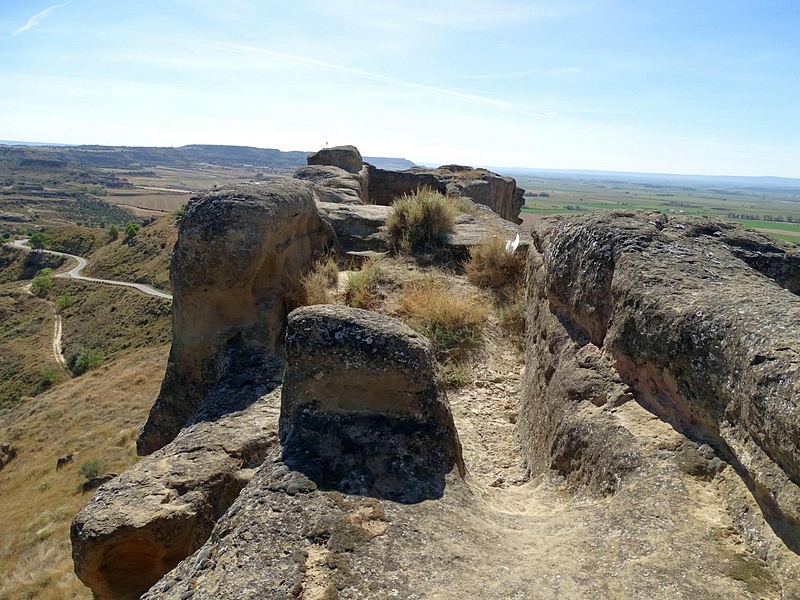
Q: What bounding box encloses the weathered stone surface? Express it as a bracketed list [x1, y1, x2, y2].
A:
[307, 144, 363, 174]
[137, 180, 335, 455]
[294, 164, 369, 204]
[316, 199, 531, 257]
[316, 201, 391, 252]
[280, 305, 465, 502]
[72, 390, 281, 600]
[368, 164, 524, 224]
[523, 210, 800, 524]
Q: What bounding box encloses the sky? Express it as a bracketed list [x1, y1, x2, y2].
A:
[1, 1, 799, 177]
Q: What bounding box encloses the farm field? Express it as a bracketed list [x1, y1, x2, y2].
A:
[509, 171, 800, 244]
[104, 166, 289, 216]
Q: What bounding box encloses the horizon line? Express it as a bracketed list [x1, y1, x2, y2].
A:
[2, 140, 799, 183]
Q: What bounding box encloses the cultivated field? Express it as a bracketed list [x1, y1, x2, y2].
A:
[512, 172, 800, 244]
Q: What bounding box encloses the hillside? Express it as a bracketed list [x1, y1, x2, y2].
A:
[0, 347, 168, 600]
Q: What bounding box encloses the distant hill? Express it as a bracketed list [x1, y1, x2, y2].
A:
[0, 143, 417, 172]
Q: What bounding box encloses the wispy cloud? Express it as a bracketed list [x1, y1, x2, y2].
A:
[3, 1, 71, 40]
[448, 67, 586, 81]
[193, 41, 512, 109]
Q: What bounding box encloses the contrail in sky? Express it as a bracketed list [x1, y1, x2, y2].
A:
[3, 1, 71, 40]
[195, 40, 512, 109]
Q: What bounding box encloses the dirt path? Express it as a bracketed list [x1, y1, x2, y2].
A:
[19, 281, 69, 374]
[7, 239, 172, 300]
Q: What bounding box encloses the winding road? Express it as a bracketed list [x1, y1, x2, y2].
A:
[8, 238, 173, 300]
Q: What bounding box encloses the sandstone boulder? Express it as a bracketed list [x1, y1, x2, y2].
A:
[307, 144, 363, 174]
[280, 305, 465, 502]
[137, 180, 335, 455]
[72, 389, 281, 600]
[523, 210, 800, 527]
[294, 164, 368, 204]
[368, 164, 525, 224]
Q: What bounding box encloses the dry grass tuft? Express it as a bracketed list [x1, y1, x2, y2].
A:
[385, 187, 458, 252]
[398, 276, 488, 356]
[345, 258, 385, 310]
[466, 234, 526, 290]
[297, 256, 340, 306]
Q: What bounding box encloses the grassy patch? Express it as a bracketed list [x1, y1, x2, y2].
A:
[345, 258, 385, 310]
[466, 234, 526, 290]
[398, 276, 487, 357]
[385, 187, 458, 252]
[297, 256, 339, 306]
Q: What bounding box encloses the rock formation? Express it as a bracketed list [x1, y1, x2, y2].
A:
[280, 305, 465, 502]
[523, 209, 800, 534]
[368, 163, 525, 224]
[136, 180, 335, 455]
[71, 163, 800, 598]
[72, 390, 281, 600]
[298, 144, 525, 224]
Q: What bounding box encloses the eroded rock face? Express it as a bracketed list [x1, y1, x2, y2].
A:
[368, 164, 525, 224]
[72, 390, 281, 600]
[280, 305, 465, 502]
[136, 180, 335, 455]
[294, 165, 368, 204]
[523, 210, 800, 525]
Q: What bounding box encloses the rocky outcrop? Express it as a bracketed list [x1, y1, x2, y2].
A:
[300, 145, 370, 203]
[368, 164, 525, 224]
[72, 389, 281, 600]
[523, 210, 800, 526]
[316, 199, 531, 258]
[141, 306, 467, 599]
[136, 180, 335, 456]
[294, 165, 368, 204]
[280, 305, 465, 502]
[307, 145, 363, 174]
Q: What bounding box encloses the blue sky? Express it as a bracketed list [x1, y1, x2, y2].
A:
[1, 1, 799, 177]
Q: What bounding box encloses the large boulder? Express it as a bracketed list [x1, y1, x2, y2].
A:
[280, 305, 465, 502]
[294, 164, 368, 204]
[136, 180, 335, 455]
[307, 144, 363, 174]
[72, 391, 281, 600]
[368, 164, 525, 224]
[523, 210, 800, 524]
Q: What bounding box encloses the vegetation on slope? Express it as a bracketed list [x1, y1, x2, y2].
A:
[81, 215, 177, 291]
[0, 347, 168, 600]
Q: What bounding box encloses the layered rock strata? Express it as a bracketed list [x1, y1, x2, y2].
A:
[136, 180, 335, 455]
[280, 305, 465, 502]
[522, 210, 800, 525]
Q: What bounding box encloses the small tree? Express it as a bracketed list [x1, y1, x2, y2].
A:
[108, 224, 119, 241]
[30, 268, 53, 297]
[124, 222, 140, 241]
[29, 232, 48, 250]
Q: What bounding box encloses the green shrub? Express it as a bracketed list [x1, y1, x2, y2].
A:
[385, 187, 457, 252]
[55, 294, 75, 312]
[78, 459, 106, 481]
[28, 232, 48, 250]
[107, 224, 119, 241]
[30, 268, 53, 297]
[66, 347, 104, 376]
[345, 258, 385, 309]
[37, 367, 60, 393]
[124, 222, 140, 241]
